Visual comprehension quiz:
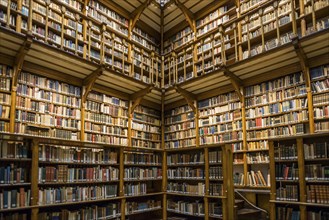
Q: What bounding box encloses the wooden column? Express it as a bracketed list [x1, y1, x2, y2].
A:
[204, 147, 210, 220]
[119, 147, 125, 220]
[128, 101, 133, 147]
[268, 141, 276, 220]
[161, 89, 167, 219]
[297, 137, 307, 220]
[27, 0, 33, 32]
[31, 139, 39, 220]
[16, 0, 22, 33]
[6, 0, 11, 28]
[225, 144, 235, 220]
[299, 0, 306, 36]
[195, 100, 199, 147]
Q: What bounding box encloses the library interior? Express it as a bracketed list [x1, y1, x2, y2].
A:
[0, 0, 328, 219]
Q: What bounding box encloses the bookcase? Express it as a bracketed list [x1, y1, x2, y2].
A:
[0, 65, 11, 133]
[0, 136, 31, 220]
[269, 132, 329, 220]
[161, 0, 329, 87]
[84, 90, 128, 145]
[164, 144, 234, 220]
[15, 70, 82, 140]
[131, 105, 161, 149]
[164, 104, 196, 149]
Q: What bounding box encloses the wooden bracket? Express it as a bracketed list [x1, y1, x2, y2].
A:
[82, 65, 105, 103]
[130, 0, 152, 30]
[291, 34, 311, 87]
[130, 85, 154, 114]
[173, 84, 197, 114]
[13, 34, 33, 88]
[174, 0, 196, 34]
[221, 65, 243, 101]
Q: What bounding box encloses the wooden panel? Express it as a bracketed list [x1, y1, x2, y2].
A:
[112, 0, 137, 12]
[0, 47, 18, 57]
[140, 14, 160, 32]
[27, 50, 92, 76]
[188, 0, 210, 13]
[30, 45, 96, 70]
[306, 47, 329, 59]
[193, 81, 231, 95]
[230, 46, 294, 72]
[144, 95, 162, 104]
[97, 80, 136, 94]
[24, 56, 87, 79]
[238, 57, 300, 80]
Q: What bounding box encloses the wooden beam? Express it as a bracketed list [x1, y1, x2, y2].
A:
[82, 65, 105, 103]
[130, 0, 152, 30]
[221, 65, 243, 101]
[13, 33, 32, 87]
[174, 0, 196, 33]
[173, 84, 197, 113]
[130, 85, 154, 114]
[291, 34, 310, 86]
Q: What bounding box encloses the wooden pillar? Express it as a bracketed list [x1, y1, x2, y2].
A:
[119, 147, 125, 219]
[225, 144, 235, 220]
[80, 101, 85, 141]
[31, 139, 39, 220]
[204, 147, 210, 220]
[195, 100, 199, 147]
[161, 89, 167, 219]
[297, 137, 307, 220]
[299, 0, 306, 36]
[268, 141, 276, 220]
[16, 0, 22, 33]
[27, 0, 33, 32]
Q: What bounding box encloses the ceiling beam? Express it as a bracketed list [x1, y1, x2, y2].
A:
[130, 0, 152, 30]
[174, 0, 196, 33]
[13, 33, 33, 87]
[173, 84, 197, 113]
[82, 65, 105, 103]
[130, 85, 154, 114]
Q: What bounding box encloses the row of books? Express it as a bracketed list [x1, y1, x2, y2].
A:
[85, 133, 127, 145]
[246, 124, 305, 139]
[0, 78, 10, 91]
[131, 122, 160, 133]
[38, 166, 119, 183]
[314, 106, 329, 119]
[305, 164, 329, 180]
[167, 182, 205, 195]
[304, 142, 328, 159]
[165, 139, 196, 149]
[167, 168, 204, 179]
[14, 124, 80, 140]
[0, 142, 30, 159]
[245, 73, 304, 97]
[88, 92, 128, 107]
[124, 167, 162, 180]
[307, 184, 329, 204]
[38, 203, 120, 220]
[209, 150, 222, 164]
[165, 113, 194, 125]
[38, 185, 118, 205]
[85, 101, 127, 117]
[276, 185, 299, 201]
[167, 152, 204, 165]
[39, 145, 118, 164]
[0, 65, 12, 77]
[0, 165, 28, 184]
[315, 121, 329, 132]
[131, 139, 160, 149]
[85, 112, 128, 126]
[131, 130, 160, 141]
[125, 200, 161, 215]
[165, 130, 195, 141]
[246, 170, 269, 187]
[276, 207, 300, 220]
[165, 121, 195, 133]
[246, 152, 269, 164]
[245, 96, 307, 109]
[247, 140, 268, 150]
[199, 114, 242, 126]
[275, 163, 299, 180]
[209, 167, 223, 180]
[209, 183, 224, 196]
[133, 113, 161, 126]
[167, 200, 205, 216]
[18, 72, 81, 97]
[124, 152, 161, 165]
[85, 123, 127, 137]
[0, 188, 30, 209]
[200, 131, 243, 145]
[199, 122, 243, 135]
[123, 183, 147, 196]
[313, 93, 329, 106]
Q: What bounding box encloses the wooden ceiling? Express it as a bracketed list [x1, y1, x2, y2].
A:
[110, 0, 217, 36]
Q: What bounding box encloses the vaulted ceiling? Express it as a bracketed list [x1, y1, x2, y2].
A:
[110, 0, 217, 37]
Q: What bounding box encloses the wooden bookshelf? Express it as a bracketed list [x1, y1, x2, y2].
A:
[269, 132, 329, 220]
